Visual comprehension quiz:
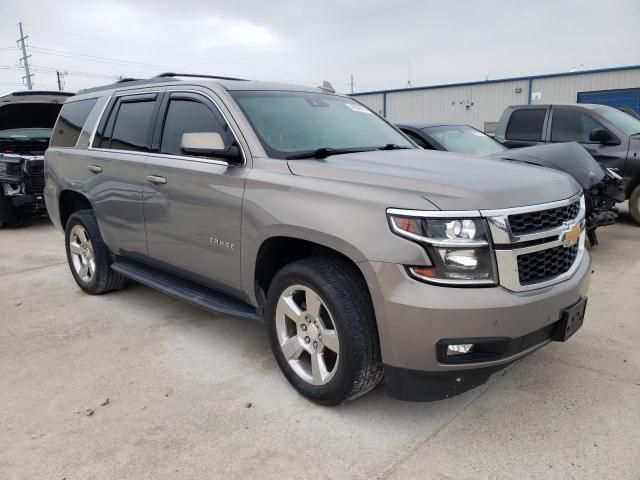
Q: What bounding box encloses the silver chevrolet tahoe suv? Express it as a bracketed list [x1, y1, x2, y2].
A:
[44, 73, 591, 405]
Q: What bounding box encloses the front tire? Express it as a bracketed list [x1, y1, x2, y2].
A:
[630, 185, 640, 226]
[265, 256, 383, 405]
[65, 210, 127, 294]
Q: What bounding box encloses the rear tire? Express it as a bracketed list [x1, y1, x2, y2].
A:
[65, 210, 127, 294]
[265, 256, 383, 405]
[630, 185, 640, 226]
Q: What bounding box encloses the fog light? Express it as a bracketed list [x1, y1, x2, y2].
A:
[447, 344, 474, 356]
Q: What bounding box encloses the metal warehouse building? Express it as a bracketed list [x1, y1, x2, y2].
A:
[351, 65, 640, 133]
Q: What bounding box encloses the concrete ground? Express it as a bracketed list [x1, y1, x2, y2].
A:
[0, 207, 638, 480]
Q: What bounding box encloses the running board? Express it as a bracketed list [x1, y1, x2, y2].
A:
[111, 259, 259, 321]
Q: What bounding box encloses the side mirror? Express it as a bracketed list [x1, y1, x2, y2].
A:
[589, 128, 615, 144]
[181, 132, 242, 162]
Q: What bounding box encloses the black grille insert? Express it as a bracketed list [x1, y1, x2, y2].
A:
[517, 244, 579, 285]
[509, 200, 580, 235]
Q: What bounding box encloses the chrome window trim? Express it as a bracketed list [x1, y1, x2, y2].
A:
[87, 88, 247, 168]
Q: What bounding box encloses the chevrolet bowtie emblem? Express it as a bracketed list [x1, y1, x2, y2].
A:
[562, 224, 581, 246]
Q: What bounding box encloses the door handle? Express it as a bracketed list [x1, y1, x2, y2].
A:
[87, 165, 102, 174]
[146, 175, 167, 185]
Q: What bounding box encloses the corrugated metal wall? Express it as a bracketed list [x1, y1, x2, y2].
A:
[351, 93, 385, 116]
[530, 70, 640, 104]
[385, 80, 528, 129]
[352, 67, 640, 131]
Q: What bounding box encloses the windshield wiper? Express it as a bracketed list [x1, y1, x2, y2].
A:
[286, 147, 373, 160]
[377, 143, 410, 150]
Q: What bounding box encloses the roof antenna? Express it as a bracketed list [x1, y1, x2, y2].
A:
[318, 80, 335, 93]
[406, 61, 412, 87]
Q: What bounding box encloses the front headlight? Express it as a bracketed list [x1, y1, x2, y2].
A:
[387, 211, 497, 286]
[0, 161, 21, 178]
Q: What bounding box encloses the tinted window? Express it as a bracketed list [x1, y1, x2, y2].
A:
[160, 99, 232, 156]
[551, 108, 604, 143]
[46, 99, 97, 147]
[109, 100, 155, 152]
[401, 129, 432, 149]
[505, 109, 546, 141]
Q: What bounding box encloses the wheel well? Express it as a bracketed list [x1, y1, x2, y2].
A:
[59, 190, 92, 228]
[254, 237, 365, 301]
[625, 175, 640, 198]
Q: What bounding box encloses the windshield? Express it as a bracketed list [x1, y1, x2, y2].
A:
[0, 128, 53, 139]
[595, 106, 640, 136]
[422, 125, 506, 156]
[230, 91, 413, 159]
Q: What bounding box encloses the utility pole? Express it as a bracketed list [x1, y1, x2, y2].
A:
[350, 74, 354, 94]
[56, 70, 65, 91]
[17, 22, 34, 90]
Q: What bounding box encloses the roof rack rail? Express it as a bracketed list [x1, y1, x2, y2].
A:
[152, 72, 249, 82]
[115, 77, 140, 84]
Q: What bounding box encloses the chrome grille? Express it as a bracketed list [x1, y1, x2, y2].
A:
[508, 200, 580, 235]
[482, 193, 586, 292]
[517, 244, 579, 285]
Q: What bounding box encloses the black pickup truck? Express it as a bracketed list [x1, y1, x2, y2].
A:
[495, 104, 640, 224]
[0, 90, 73, 227]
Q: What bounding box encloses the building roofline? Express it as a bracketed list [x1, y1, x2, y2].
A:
[351, 64, 640, 96]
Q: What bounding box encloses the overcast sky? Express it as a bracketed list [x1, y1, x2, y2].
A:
[0, 0, 639, 95]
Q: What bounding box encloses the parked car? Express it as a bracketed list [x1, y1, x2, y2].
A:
[494, 104, 640, 224]
[397, 122, 507, 156]
[0, 91, 74, 227]
[45, 73, 590, 405]
[397, 122, 625, 245]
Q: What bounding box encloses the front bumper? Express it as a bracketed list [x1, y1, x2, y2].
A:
[10, 192, 47, 212]
[359, 251, 592, 401]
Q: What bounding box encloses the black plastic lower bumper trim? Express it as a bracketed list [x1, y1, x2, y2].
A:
[384, 363, 512, 402]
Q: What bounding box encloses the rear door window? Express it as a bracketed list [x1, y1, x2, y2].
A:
[505, 109, 546, 141]
[50, 98, 98, 147]
[109, 100, 156, 152]
[551, 108, 605, 143]
[93, 94, 157, 151]
[160, 96, 233, 157]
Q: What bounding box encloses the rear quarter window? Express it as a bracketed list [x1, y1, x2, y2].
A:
[50, 98, 98, 148]
[505, 109, 546, 141]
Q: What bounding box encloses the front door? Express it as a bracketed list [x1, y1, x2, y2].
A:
[142, 91, 247, 293]
[548, 107, 628, 175]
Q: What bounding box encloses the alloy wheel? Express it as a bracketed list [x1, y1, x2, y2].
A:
[275, 284, 340, 385]
[69, 224, 96, 283]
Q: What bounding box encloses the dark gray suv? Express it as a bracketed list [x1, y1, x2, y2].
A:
[495, 104, 640, 224]
[44, 74, 591, 404]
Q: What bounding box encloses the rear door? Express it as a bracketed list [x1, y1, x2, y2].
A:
[548, 106, 628, 174]
[87, 92, 160, 255]
[501, 107, 549, 148]
[142, 90, 247, 293]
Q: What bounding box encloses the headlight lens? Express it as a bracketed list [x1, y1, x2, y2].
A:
[388, 213, 497, 285]
[0, 161, 21, 178]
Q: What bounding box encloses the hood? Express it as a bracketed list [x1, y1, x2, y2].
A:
[287, 149, 580, 211]
[491, 142, 605, 189]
